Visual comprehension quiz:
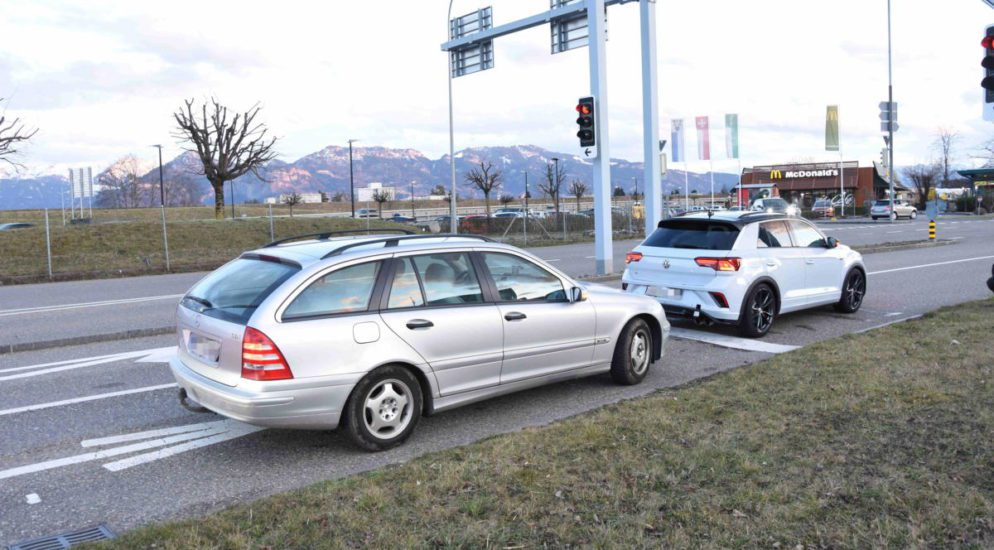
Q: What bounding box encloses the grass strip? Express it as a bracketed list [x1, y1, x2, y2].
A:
[98, 302, 994, 548]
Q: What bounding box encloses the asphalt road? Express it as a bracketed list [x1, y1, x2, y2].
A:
[1, 216, 990, 350]
[1, 216, 993, 545]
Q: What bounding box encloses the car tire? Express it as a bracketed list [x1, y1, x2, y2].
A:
[871, 216, 878, 221]
[737, 283, 776, 338]
[610, 318, 652, 385]
[834, 268, 866, 314]
[342, 365, 422, 452]
[890, 212, 898, 221]
[910, 210, 918, 219]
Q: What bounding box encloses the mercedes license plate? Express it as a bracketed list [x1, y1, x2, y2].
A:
[186, 331, 221, 364]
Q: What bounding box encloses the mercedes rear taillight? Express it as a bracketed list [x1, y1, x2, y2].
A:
[241, 327, 293, 381]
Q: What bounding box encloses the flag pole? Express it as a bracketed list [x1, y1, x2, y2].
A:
[684, 161, 690, 210]
[709, 157, 715, 208]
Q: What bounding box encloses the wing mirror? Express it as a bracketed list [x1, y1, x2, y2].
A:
[825, 236, 839, 248]
[569, 286, 586, 303]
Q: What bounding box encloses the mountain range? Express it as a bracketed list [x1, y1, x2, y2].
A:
[0, 145, 740, 210]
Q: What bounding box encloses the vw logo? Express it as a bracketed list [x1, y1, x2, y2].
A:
[663, 259, 671, 269]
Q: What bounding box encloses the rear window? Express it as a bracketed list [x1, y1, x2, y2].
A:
[182, 258, 299, 324]
[643, 220, 740, 250]
[873, 200, 891, 206]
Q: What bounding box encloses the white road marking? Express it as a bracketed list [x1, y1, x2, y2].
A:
[25, 493, 41, 505]
[885, 312, 904, 317]
[0, 294, 184, 317]
[81, 420, 227, 448]
[0, 383, 178, 417]
[102, 423, 264, 472]
[868, 255, 994, 276]
[545, 258, 562, 263]
[669, 327, 799, 354]
[0, 424, 230, 481]
[0, 346, 175, 381]
[886, 230, 904, 234]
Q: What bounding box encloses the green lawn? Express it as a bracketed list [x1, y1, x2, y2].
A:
[100, 299, 994, 549]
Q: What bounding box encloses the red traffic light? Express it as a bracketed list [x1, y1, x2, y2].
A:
[576, 104, 592, 115]
[984, 35, 994, 49]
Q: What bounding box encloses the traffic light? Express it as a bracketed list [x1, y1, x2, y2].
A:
[983, 25, 994, 121]
[575, 96, 596, 148]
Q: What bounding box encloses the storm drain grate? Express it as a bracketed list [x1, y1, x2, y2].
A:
[6, 524, 115, 550]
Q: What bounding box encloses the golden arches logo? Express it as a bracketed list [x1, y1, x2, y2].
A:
[770, 169, 783, 179]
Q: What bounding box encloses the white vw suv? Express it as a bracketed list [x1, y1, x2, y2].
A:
[622, 212, 866, 337]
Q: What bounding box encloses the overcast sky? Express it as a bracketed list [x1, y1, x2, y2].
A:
[2, 0, 993, 176]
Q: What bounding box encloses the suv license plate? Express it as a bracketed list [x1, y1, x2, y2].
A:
[647, 286, 682, 298]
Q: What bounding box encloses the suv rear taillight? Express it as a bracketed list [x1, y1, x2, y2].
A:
[625, 251, 643, 264]
[242, 327, 293, 381]
[695, 257, 741, 271]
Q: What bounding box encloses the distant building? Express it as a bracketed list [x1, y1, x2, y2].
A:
[274, 192, 324, 204]
[356, 182, 397, 202]
[740, 161, 910, 208]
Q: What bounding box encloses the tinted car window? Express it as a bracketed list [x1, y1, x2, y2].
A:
[183, 258, 299, 324]
[757, 221, 792, 248]
[643, 220, 740, 250]
[482, 253, 566, 302]
[411, 253, 484, 305]
[788, 220, 827, 248]
[387, 258, 425, 309]
[283, 262, 380, 319]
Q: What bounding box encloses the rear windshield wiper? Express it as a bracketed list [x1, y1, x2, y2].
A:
[185, 295, 213, 309]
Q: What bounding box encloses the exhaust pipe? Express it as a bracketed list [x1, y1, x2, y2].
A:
[179, 388, 211, 414]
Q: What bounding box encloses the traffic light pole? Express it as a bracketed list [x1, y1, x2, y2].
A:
[588, 0, 612, 275]
[640, 0, 662, 236]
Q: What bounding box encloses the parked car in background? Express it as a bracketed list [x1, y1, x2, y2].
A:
[356, 208, 379, 219]
[0, 222, 34, 231]
[810, 199, 836, 218]
[870, 199, 917, 220]
[389, 213, 416, 224]
[458, 215, 489, 232]
[170, 231, 669, 451]
[622, 211, 866, 338]
[751, 197, 799, 216]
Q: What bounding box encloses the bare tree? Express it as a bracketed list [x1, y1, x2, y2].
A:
[540, 162, 566, 213]
[569, 179, 588, 212]
[498, 193, 514, 208]
[95, 155, 150, 208]
[933, 128, 959, 187]
[282, 191, 302, 217]
[174, 98, 278, 219]
[371, 188, 391, 217]
[465, 160, 503, 219]
[905, 163, 940, 210]
[0, 98, 37, 168]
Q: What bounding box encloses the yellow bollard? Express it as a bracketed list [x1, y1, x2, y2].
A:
[928, 220, 936, 241]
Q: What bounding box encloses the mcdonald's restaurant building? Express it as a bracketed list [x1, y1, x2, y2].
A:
[739, 161, 908, 209]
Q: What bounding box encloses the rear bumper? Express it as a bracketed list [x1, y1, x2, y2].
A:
[169, 357, 359, 430]
[621, 273, 744, 323]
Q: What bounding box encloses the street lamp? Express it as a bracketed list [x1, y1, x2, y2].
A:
[411, 180, 416, 219]
[447, 0, 458, 234]
[886, 0, 895, 222]
[551, 157, 560, 212]
[151, 144, 170, 271]
[348, 139, 359, 219]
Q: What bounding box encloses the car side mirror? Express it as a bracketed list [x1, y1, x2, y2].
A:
[825, 236, 839, 248]
[569, 287, 585, 303]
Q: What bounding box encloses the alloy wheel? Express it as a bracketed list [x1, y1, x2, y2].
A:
[751, 287, 775, 333]
[846, 271, 866, 309]
[363, 379, 414, 440]
[629, 329, 650, 375]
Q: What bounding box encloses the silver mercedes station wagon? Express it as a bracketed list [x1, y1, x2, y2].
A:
[170, 231, 669, 451]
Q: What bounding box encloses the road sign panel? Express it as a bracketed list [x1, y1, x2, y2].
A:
[450, 8, 494, 78]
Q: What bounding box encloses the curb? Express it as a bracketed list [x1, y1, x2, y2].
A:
[0, 327, 174, 356]
[854, 239, 955, 255]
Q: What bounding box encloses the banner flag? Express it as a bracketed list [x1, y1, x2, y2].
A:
[826, 105, 840, 152]
[670, 119, 685, 163]
[725, 114, 739, 159]
[695, 116, 710, 161]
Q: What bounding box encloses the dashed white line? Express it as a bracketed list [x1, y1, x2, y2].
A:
[0, 383, 178, 417]
[25, 493, 41, 505]
[102, 424, 264, 472]
[868, 255, 994, 276]
[81, 420, 226, 448]
[0, 294, 184, 317]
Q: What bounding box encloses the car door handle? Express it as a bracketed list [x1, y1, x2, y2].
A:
[765, 261, 777, 267]
[405, 319, 434, 330]
[504, 312, 527, 321]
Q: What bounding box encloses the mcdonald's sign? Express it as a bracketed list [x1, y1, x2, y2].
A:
[770, 169, 783, 179]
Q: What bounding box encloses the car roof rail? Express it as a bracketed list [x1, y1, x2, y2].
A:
[320, 233, 495, 259]
[264, 229, 415, 248]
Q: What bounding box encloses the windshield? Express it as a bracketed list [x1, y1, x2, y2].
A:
[643, 220, 740, 250]
[182, 258, 299, 324]
[814, 200, 830, 206]
[874, 200, 891, 206]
